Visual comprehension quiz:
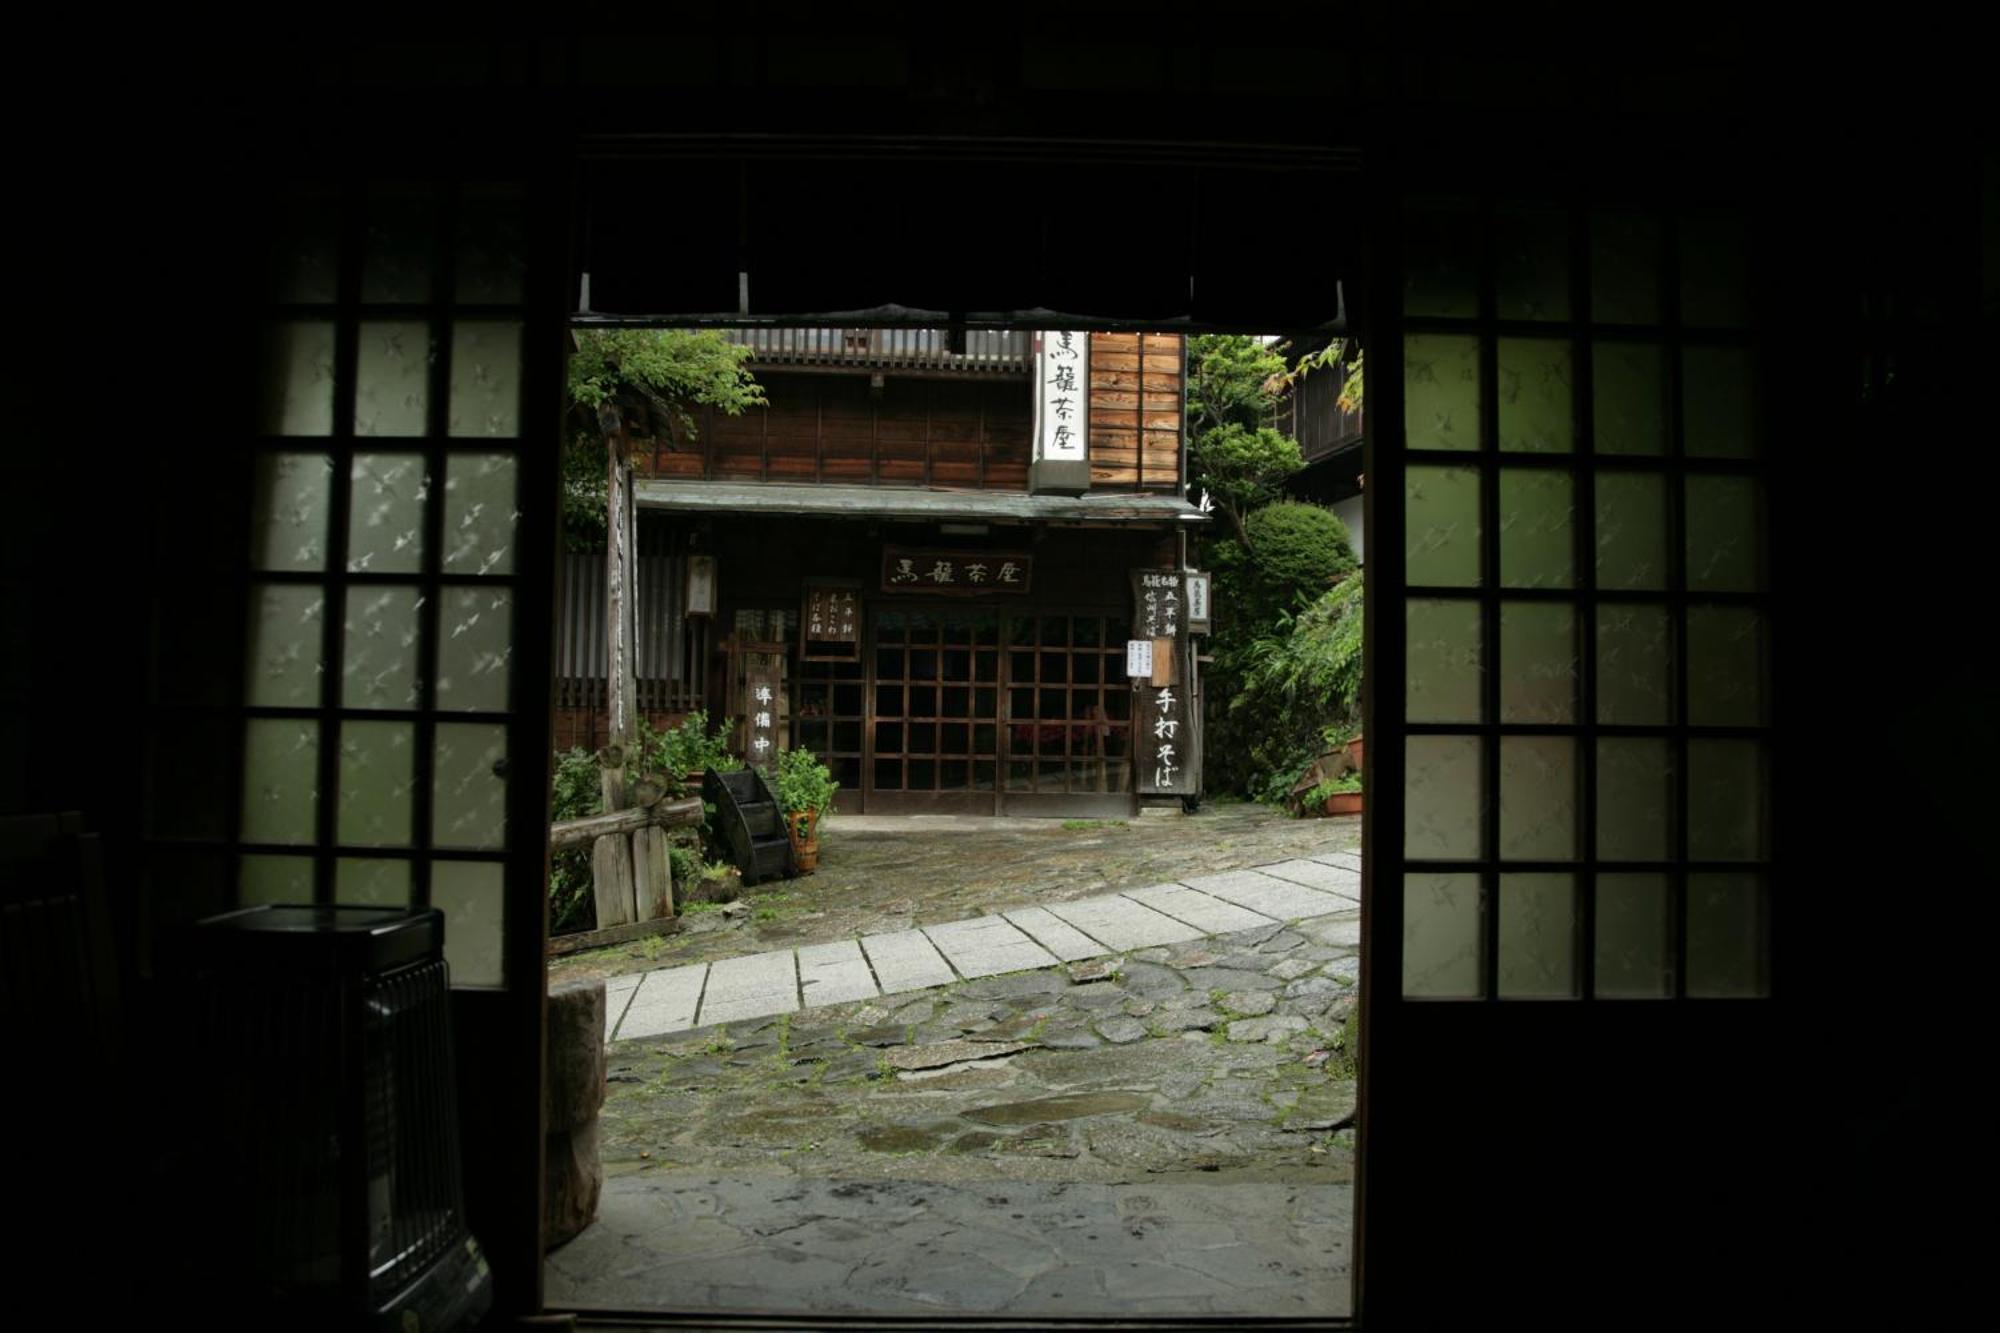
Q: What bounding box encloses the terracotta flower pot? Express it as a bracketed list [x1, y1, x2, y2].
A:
[787, 810, 820, 874]
[1322, 792, 1364, 816]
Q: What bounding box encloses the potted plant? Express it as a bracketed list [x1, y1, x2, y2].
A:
[774, 746, 838, 873]
[1307, 771, 1363, 816]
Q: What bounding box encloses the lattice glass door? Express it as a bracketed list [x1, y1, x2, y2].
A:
[1381, 198, 1771, 1002]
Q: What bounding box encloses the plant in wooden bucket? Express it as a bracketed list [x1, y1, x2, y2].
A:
[774, 747, 838, 873]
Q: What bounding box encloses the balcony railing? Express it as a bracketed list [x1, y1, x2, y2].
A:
[719, 327, 1032, 376]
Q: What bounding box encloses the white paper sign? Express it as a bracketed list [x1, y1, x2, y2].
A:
[1033, 331, 1089, 462]
[1185, 570, 1211, 631]
[1125, 638, 1154, 679]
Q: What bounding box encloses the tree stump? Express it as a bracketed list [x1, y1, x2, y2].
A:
[545, 974, 606, 1250]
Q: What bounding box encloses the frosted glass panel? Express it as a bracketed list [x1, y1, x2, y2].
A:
[245, 584, 326, 708]
[1406, 736, 1486, 860]
[240, 854, 314, 906]
[437, 587, 512, 713]
[1404, 335, 1481, 451]
[1497, 338, 1573, 452]
[336, 858, 413, 906]
[1687, 605, 1767, 726]
[443, 453, 518, 576]
[1595, 873, 1673, 998]
[1500, 736, 1577, 861]
[354, 320, 431, 436]
[1494, 206, 1570, 322]
[361, 189, 437, 304]
[1403, 203, 1479, 318]
[1597, 737, 1674, 861]
[1499, 601, 1576, 724]
[1403, 873, 1482, 998]
[1597, 604, 1673, 725]
[347, 453, 428, 573]
[455, 187, 527, 304]
[1687, 873, 1768, 997]
[1498, 873, 1577, 998]
[1591, 212, 1663, 325]
[1687, 740, 1767, 862]
[434, 860, 506, 988]
[1406, 598, 1483, 723]
[434, 723, 507, 850]
[342, 585, 423, 710]
[1593, 342, 1668, 455]
[1682, 347, 1758, 458]
[1686, 475, 1764, 591]
[249, 452, 334, 572]
[258, 322, 336, 436]
[241, 720, 319, 845]
[1406, 466, 1483, 587]
[448, 322, 523, 437]
[337, 721, 415, 847]
[1679, 215, 1751, 328]
[1595, 471, 1669, 590]
[1499, 469, 1574, 588]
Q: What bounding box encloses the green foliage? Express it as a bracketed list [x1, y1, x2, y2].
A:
[562, 329, 766, 552]
[1228, 573, 1366, 804]
[1302, 772, 1364, 806]
[1241, 502, 1357, 603]
[1186, 334, 1289, 436]
[774, 746, 838, 822]
[1278, 336, 1365, 414]
[636, 710, 741, 794]
[1185, 335, 1301, 546]
[1189, 423, 1304, 538]
[548, 747, 602, 935]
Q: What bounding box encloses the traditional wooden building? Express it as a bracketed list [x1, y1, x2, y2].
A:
[558, 325, 1207, 815]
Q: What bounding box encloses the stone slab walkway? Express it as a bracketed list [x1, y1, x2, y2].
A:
[603, 849, 1361, 1044]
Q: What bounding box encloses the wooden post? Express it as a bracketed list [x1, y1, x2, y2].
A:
[600, 402, 637, 815]
[590, 832, 635, 930]
[631, 825, 675, 920]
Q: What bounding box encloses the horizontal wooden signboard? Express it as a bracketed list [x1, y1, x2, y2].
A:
[880, 547, 1033, 595]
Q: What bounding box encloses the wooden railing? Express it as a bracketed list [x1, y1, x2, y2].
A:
[720, 327, 1031, 375]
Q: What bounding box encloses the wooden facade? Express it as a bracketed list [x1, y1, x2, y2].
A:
[1087, 331, 1183, 490]
[565, 334, 1197, 813]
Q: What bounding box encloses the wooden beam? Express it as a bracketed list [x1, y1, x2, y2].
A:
[550, 796, 703, 850]
[547, 913, 683, 958]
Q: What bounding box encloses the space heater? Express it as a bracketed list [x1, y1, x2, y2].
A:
[191, 904, 493, 1331]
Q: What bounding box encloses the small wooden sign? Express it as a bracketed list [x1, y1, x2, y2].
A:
[801, 581, 862, 661]
[881, 547, 1033, 595]
[1132, 568, 1184, 638]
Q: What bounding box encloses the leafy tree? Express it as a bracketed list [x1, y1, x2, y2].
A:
[1185, 335, 1302, 546]
[562, 328, 765, 550]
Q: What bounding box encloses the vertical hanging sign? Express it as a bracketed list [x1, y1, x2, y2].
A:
[1132, 569, 1198, 796]
[744, 667, 780, 769]
[1030, 330, 1091, 495]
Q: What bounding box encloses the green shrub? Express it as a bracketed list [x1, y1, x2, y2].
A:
[774, 746, 838, 822]
[637, 710, 741, 794]
[1231, 573, 1366, 804]
[1242, 502, 1357, 605]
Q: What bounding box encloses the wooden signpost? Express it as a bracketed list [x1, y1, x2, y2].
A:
[1131, 569, 1200, 797]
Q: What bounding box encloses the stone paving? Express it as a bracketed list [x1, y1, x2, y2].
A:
[551, 840, 1362, 1319]
[600, 849, 1361, 1042]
